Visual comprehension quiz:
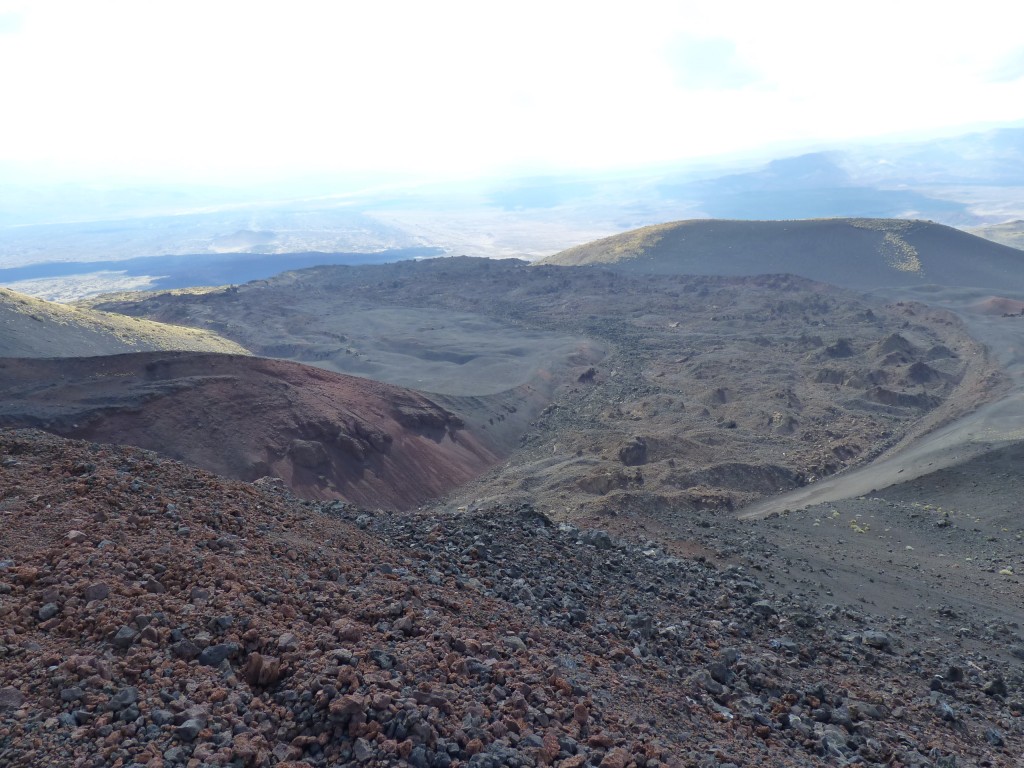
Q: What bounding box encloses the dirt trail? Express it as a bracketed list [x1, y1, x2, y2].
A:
[741, 286, 1024, 518]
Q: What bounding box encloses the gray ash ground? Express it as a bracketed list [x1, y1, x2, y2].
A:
[92, 260, 997, 526]
[2, 429, 1022, 767]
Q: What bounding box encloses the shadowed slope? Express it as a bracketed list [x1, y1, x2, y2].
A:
[0, 352, 499, 509]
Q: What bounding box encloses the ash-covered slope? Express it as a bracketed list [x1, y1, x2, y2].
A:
[0, 287, 248, 358]
[1, 428, 1021, 767]
[0, 352, 498, 510]
[88, 259, 995, 522]
[541, 218, 1024, 292]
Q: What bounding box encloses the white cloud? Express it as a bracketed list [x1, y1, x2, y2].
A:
[1, 0, 1022, 185]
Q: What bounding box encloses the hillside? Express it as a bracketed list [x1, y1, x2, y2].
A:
[540, 218, 1024, 293]
[0, 287, 248, 357]
[1, 428, 1021, 767]
[0, 352, 499, 510]
[89, 258, 997, 524]
[969, 220, 1024, 250]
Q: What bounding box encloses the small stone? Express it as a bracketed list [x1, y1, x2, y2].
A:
[369, 649, 395, 670]
[198, 643, 238, 667]
[573, 702, 589, 726]
[108, 687, 138, 711]
[242, 652, 282, 686]
[986, 727, 1005, 747]
[151, 709, 174, 725]
[112, 626, 140, 649]
[38, 603, 59, 621]
[170, 640, 202, 660]
[164, 746, 188, 762]
[144, 579, 166, 594]
[503, 635, 527, 653]
[409, 746, 429, 768]
[84, 583, 110, 602]
[983, 677, 1008, 698]
[60, 687, 85, 702]
[599, 748, 631, 768]
[0, 686, 25, 709]
[332, 620, 362, 642]
[276, 632, 298, 651]
[353, 737, 375, 761]
[393, 615, 414, 635]
[936, 700, 957, 721]
[209, 615, 233, 632]
[328, 694, 365, 717]
[707, 661, 734, 686]
[581, 529, 613, 550]
[65, 530, 89, 544]
[189, 587, 210, 602]
[862, 630, 891, 651]
[175, 718, 203, 742]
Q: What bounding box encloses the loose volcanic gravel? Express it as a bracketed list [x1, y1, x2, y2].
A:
[1, 429, 1021, 767]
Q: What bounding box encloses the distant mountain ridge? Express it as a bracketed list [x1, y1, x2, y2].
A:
[541, 218, 1024, 292]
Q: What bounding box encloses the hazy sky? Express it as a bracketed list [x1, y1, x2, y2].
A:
[1, 0, 1022, 186]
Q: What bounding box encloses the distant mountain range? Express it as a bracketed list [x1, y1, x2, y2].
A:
[1, 125, 1022, 300]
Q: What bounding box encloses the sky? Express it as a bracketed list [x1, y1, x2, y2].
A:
[1, 0, 1023, 187]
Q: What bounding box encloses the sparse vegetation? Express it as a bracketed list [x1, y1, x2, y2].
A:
[0, 287, 249, 357]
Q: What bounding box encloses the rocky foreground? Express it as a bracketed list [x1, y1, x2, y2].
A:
[1, 428, 1021, 767]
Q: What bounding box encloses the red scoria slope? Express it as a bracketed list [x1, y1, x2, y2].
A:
[0, 352, 498, 510]
[1, 429, 1021, 767]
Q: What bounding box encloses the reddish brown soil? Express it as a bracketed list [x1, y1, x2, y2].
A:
[2, 429, 1021, 768]
[0, 353, 499, 510]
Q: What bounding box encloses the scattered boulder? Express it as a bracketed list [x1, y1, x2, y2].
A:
[580, 529, 614, 550]
[617, 437, 648, 466]
[111, 626, 139, 649]
[242, 652, 283, 687]
[198, 643, 238, 667]
[65, 530, 89, 544]
[288, 439, 329, 468]
[862, 631, 892, 651]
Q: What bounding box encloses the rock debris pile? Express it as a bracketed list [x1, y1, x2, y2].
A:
[1, 429, 1020, 766]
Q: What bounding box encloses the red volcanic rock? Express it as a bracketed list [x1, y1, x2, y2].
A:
[242, 652, 283, 687]
[1, 428, 1020, 767]
[0, 352, 499, 509]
